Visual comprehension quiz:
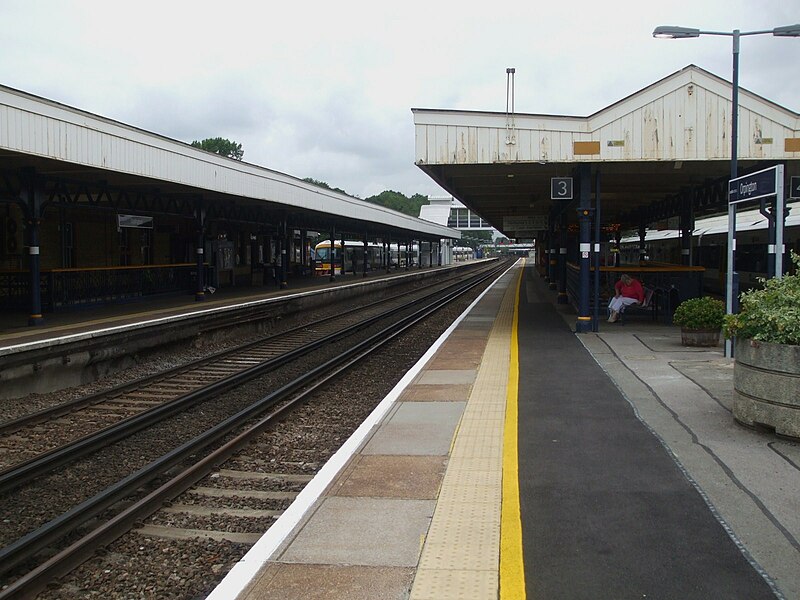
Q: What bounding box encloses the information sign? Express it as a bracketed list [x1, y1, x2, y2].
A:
[728, 167, 779, 204]
[790, 176, 800, 199]
[117, 214, 153, 229]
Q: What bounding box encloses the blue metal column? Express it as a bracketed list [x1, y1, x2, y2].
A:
[300, 229, 308, 276]
[194, 199, 206, 301]
[23, 177, 44, 325]
[592, 170, 602, 332]
[340, 232, 346, 275]
[576, 164, 593, 332]
[329, 225, 337, 282]
[362, 233, 368, 277]
[548, 215, 557, 290]
[557, 218, 568, 304]
[680, 192, 692, 266]
[638, 223, 647, 263]
[386, 234, 391, 273]
[280, 220, 289, 289]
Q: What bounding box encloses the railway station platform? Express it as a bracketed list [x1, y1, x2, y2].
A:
[210, 260, 800, 600]
[0, 267, 428, 347]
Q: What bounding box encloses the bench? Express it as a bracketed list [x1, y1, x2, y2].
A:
[616, 286, 658, 324]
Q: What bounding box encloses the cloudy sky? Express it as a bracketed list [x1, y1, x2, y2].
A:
[1, 0, 798, 199]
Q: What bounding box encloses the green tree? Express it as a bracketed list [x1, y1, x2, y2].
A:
[364, 190, 428, 217]
[302, 178, 349, 195]
[190, 137, 244, 160]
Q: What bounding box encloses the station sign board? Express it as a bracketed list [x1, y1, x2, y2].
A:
[790, 176, 800, 199]
[503, 215, 548, 232]
[551, 177, 573, 200]
[728, 166, 780, 204]
[117, 214, 153, 229]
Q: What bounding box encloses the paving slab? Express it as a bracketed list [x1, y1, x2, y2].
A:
[363, 401, 465, 455]
[415, 369, 477, 385]
[278, 496, 434, 567]
[241, 563, 414, 600]
[397, 384, 472, 402]
[331, 455, 447, 499]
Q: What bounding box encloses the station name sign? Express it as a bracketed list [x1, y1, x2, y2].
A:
[728, 166, 779, 204]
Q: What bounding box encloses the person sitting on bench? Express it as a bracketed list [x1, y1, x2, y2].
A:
[608, 273, 644, 323]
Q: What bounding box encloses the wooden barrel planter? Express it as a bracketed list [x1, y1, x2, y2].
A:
[680, 328, 720, 347]
[734, 338, 800, 439]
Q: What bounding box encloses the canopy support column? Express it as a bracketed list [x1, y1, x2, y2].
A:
[194, 198, 206, 301]
[576, 164, 593, 332]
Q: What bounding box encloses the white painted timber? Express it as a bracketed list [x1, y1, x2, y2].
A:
[0, 85, 457, 239]
[413, 65, 800, 166]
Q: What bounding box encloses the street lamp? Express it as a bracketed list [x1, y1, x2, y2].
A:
[653, 23, 800, 357]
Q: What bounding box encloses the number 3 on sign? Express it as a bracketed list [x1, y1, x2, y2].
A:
[551, 177, 573, 200]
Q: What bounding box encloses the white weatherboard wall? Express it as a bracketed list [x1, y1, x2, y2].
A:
[413, 66, 800, 166]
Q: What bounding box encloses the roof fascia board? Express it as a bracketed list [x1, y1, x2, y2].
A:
[413, 108, 588, 133]
[0, 85, 456, 238]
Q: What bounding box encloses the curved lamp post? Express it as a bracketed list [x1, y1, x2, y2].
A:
[653, 24, 800, 357]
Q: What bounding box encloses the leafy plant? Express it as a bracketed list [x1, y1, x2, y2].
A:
[724, 251, 800, 345]
[673, 296, 726, 330]
[190, 137, 244, 160]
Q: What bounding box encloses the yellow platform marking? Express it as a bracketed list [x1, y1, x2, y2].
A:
[501, 263, 526, 599]
[410, 263, 520, 600]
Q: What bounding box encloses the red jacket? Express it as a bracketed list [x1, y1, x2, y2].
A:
[615, 278, 644, 303]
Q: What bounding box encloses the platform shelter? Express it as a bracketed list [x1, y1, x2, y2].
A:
[413, 65, 800, 331]
[0, 85, 457, 325]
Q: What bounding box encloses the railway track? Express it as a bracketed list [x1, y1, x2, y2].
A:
[0, 264, 487, 481]
[0, 260, 510, 599]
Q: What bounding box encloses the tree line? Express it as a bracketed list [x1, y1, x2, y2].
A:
[189, 138, 431, 218]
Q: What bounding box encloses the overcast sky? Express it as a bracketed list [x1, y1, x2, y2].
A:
[1, 0, 798, 199]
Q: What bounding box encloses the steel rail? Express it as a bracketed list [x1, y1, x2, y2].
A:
[0, 263, 506, 579]
[0, 266, 490, 494]
[0, 268, 501, 600]
[0, 261, 507, 600]
[0, 267, 474, 435]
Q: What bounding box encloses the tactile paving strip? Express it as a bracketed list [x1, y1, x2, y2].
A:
[410, 268, 519, 599]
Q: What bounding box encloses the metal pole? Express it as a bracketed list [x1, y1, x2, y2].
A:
[593, 170, 601, 332]
[194, 200, 206, 301]
[776, 164, 785, 278]
[329, 225, 336, 282]
[576, 164, 592, 332]
[725, 30, 740, 358]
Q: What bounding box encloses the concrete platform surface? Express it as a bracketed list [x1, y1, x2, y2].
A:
[206, 262, 799, 600]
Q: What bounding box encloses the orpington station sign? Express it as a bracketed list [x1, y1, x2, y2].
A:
[728, 166, 781, 204]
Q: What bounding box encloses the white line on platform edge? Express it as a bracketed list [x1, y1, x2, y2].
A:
[206, 259, 520, 600]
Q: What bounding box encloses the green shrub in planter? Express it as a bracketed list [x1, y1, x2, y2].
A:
[724, 251, 800, 345]
[673, 296, 726, 330]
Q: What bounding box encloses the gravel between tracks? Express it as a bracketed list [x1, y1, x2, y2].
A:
[5, 267, 498, 599]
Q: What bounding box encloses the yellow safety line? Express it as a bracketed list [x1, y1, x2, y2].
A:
[501, 261, 526, 600]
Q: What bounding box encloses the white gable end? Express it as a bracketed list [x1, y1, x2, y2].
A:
[413, 65, 800, 166]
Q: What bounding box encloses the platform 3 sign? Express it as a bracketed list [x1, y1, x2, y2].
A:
[551, 177, 573, 200]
